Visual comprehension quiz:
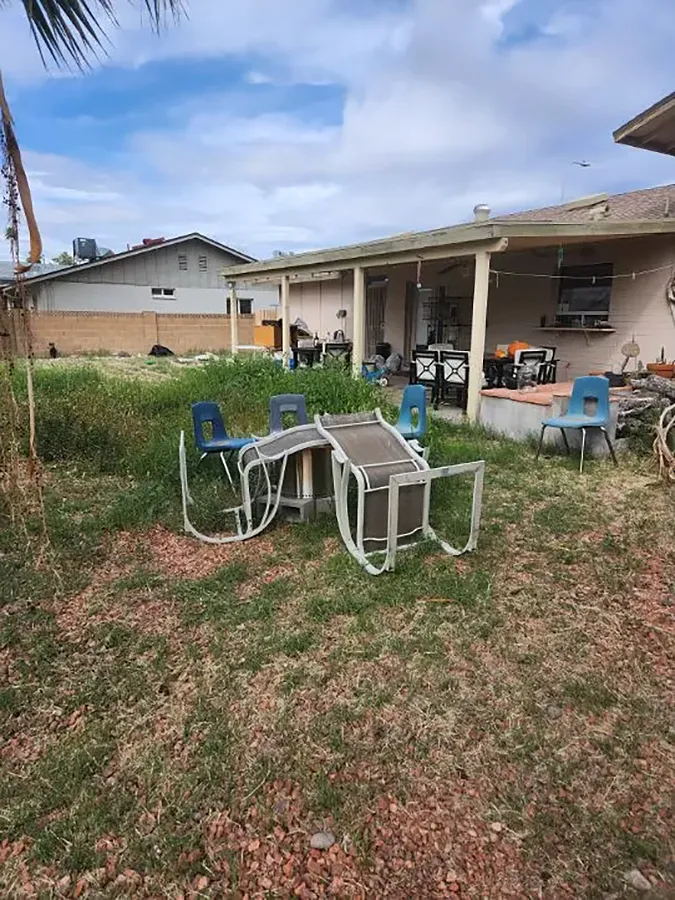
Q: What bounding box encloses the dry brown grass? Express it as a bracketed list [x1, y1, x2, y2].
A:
[1, 454, 674, 898]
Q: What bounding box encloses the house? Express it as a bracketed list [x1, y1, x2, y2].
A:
[223, 184, 675, 420]
[4, 233, 278, 356]
[0, 261, 63, 285]
[614, 93, 675, 157]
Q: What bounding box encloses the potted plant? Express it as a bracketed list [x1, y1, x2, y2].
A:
[647, 347, 675, 379]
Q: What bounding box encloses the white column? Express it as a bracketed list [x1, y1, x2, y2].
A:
[466, 250, 491, 423]
[352, 265, 366, 376]
[229, 282, 239, 355]
[281, 274, 291, 368]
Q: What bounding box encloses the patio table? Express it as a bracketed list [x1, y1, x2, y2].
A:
[483, 355, 512, 388]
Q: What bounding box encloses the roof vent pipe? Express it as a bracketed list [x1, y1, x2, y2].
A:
[473, 203, 491, 223]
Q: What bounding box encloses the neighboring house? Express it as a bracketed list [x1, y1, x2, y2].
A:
[0, 261, 63, 286]
[18, 233, 276, 316]
[3, 233, 278, 356]
[224, 184, 675, 419]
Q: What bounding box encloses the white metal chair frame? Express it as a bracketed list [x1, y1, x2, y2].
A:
[179, 411, 485, 575]
[316, 409, 485, 576]
[179, 424, 323, 545]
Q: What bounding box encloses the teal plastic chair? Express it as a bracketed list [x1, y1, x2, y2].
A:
[536, 376, 618, 474]
[191, 402, 256, 485]
[269, 394, 308, 433]
[396, 384, 427, 441]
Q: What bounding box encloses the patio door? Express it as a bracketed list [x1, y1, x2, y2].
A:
[366, 281, 387, 357]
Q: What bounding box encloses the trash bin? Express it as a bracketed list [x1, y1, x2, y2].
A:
[375, 341, 391, 359]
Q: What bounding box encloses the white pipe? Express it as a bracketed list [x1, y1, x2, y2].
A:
[229, 283, 239, 355]
[352, 265, 365, 376]
[467, 250, 491, 423]
[281, 274, 291, 368]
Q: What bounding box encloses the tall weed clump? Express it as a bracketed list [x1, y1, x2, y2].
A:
[12, 357, 383, 484]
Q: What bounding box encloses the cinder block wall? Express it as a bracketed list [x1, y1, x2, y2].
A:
[10, 310, 254, 356]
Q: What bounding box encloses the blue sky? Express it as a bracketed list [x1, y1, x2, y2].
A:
[1, 0, 674, 262]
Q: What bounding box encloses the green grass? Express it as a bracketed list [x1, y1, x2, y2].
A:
[0, 358, 673, 897]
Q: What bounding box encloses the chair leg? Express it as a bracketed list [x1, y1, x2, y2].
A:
[560, 428, 571, 455]
[219, 452, 235, 487]
[579, 428, 587, 475]
[601, 427, 618, 466]
[536, 425, 546, 460]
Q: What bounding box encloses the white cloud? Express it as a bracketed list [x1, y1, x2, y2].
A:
[2, 0, 675, 263]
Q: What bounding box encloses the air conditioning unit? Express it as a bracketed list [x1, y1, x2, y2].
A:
[73, 237, 98, 262]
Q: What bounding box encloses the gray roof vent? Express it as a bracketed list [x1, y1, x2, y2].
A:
[473, 204, 491, 223]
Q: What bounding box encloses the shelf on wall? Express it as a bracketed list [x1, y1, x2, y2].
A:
[535, 327, 616, 333]
[535, 326, 616, 346]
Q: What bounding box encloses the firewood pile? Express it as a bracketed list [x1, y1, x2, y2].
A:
[617, 374, 675, 480]
[617, 374, 675, 437]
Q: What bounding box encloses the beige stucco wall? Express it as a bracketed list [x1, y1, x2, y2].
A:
[285, 234, 675, 375]
[485, 235, 675, 379]
[289, 274, 354, 340]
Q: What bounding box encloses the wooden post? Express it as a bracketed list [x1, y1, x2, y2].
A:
[281, 274, 291, 368]
[352, 265, 365, 376]
[229, 282, 239, 355]
[466, 250, 491, 423]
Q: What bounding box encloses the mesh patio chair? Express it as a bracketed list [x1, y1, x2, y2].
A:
[539, 346, 558, 384]
[317, 410, 485, 575]
[410, 349, 438, 405]
[437, 350, 469, 408]
[503, 349, 547, 389]
[322, 342, 352, 368]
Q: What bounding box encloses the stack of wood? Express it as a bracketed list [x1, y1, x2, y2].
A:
[617, 374, 675, 438]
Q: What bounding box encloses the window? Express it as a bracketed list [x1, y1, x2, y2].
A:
[198, 255, 208, 272]
[178, 253, 188, 271]
[557, 263, 613, 322]
[226, 297, 253, 315]
[151, 287, 175, 298]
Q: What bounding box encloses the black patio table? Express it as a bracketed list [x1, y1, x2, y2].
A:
[483, 355, 513, 388]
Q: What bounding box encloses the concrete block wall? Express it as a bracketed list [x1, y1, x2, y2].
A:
[9, 310, 254, 356]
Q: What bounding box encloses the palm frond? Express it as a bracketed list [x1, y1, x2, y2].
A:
[17, 0, 184, 68]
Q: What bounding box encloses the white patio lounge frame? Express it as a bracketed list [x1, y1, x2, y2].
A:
[179, 409, 485, 573]
[179, 424, 325, 545]
[316, 409, 485, 576]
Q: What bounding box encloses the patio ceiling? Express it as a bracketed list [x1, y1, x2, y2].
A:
[614, 93, 675, 156]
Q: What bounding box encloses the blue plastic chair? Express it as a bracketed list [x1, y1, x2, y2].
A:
[191, 402, 256, 485]
[536, 376, 618, 474]
[269, 394, 308, 433]
[396, 384, 427, 441]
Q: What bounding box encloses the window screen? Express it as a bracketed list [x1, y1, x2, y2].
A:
[558, 264, 613, 314]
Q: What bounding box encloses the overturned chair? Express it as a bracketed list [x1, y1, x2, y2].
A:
[179, 409, 485, 575]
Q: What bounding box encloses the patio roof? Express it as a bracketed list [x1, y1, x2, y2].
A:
[613, 93, 675, 156]
[223, 185, 675, 281]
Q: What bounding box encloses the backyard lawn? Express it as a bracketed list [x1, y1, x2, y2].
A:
[1, 359, 673, 898]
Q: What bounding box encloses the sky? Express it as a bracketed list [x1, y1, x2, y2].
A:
[1, 0, 675, 263]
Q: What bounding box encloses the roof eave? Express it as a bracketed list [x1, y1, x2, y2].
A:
[223, 219, 675, 279]
[613, 92, 675, 155]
